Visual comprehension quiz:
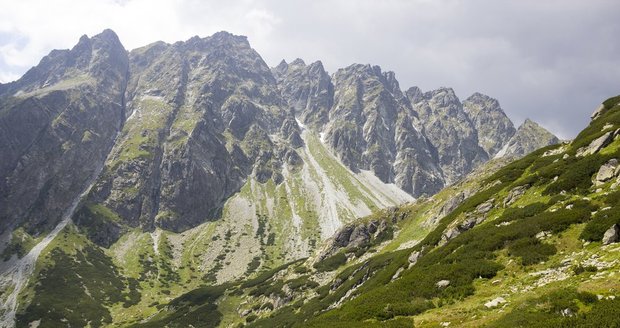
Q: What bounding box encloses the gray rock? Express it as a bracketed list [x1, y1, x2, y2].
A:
[476, 199, 495, 214]
[348, 225, 370, 248]
[602, 224, 619, 245]
[504, 185, 529, 206]
[577, 130, 616, 157]
[436, 280, 450, 288]
[0, 29, 129, 235]
[408, 251, 421, 265]
[408, 87, 488, 185]
[591, 104, 605, 121]
[595, 159, 619, 186]
[440, 192, 466, 217]
[321, 65, 444, 196]
[460, 217, 478, 230]
[273, 59, 333, 129]
[485, 297, 506, 308]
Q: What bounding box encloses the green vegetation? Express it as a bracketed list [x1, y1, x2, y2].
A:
[16, 226, 140, 327]
[489, 288, 602, 328]
[313, 252, 347, 272]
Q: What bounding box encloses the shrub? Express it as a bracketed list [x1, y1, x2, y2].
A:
[313, 252, 347, 272]
[508, 237, 556, 265]
[580, 210, 620, 242]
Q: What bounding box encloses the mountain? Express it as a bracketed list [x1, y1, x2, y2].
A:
[463, 92, 516, 157]
[0, 29, 565, 327]
[147, 95, 620, 328]
[0, 29, 128, 235]
[496, 118, 561, 158]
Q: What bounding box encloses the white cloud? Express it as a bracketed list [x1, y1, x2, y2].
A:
[0, 0, 618, 138]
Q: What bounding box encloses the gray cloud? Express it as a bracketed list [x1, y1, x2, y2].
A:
[1, 0, 618, 138]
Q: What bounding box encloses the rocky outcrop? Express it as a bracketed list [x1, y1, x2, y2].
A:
[602, 224, 619, 245]
[436, 280, 450, 288]
[463, 93, 516, 157]
[0, 29, 129, 235]
[496, 119, 559, 158]
[485, 297, 507, 308]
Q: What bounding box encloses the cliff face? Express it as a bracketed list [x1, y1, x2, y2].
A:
[407, 87, 489, 185]
[0, 29, 129, 235]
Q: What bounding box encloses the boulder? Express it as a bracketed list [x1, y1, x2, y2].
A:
[440, 192, 466, 217]
[484, 297, 507, 308]
[602, 224, 619, 245]
[460, 217, 478, 230]
[476, 199, 495, 214]
[436, 280, 450, 288]
[504, 185, 529, 206]
[576, 130, 616, 157]
[408, 251, 422, 265]
[591, 104, 605, 120]
[595, 159, 619, 186]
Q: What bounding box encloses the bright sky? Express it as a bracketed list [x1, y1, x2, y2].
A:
[1, 0, 619, 138]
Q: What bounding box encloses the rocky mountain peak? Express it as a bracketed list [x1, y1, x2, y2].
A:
[405, 86, 424, 104]
[495, 118, 560, 158]
[424, 87, 460, 108]
[409, 86, 488, 184]
[274, 59, 288, 72]
[5, 29, 128, 96]
[0, 29, 129, 235]
[465, 92, 500, 109]
[463, 92, 516, 156]
[290, 58, 306, 66]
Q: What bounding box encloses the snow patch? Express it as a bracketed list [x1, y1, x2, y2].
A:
[494, 142, 510, 159]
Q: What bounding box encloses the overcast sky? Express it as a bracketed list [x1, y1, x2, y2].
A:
[1, 0, 618, 138]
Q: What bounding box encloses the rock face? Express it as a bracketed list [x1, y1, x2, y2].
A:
[463, 93, 516, 157]
[408, 87, 488, 184]
[272, 59, 333, 129]
[274, 63, 558, 197]
[80, 32, 297, 238]
[0, 29, 129, 235]
[321, 65, 444, 196]
[496, 119, 559, 158]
